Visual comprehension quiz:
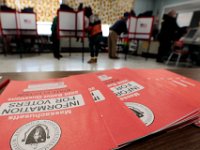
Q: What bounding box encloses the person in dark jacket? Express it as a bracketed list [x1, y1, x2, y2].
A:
[51, 16, 62, 59]
[157, 10, 180, 62]
[108, 13, 129, 59]
[130, 9, 136, 17]
[78, 3, 83, 11]
[50, 3, 75, 60]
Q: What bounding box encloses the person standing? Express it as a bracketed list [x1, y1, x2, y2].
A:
[87, 14, 102, 63]
[108, 13, 129, 59]
[157, 10, 180, 63]
[50, 3, 74, 60]
[50, 16, 62, 59]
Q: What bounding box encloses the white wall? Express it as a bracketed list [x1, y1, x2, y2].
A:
[134, 0, 154, 16]
[154, 0, 198, 15]
[153, 0, 200, 28]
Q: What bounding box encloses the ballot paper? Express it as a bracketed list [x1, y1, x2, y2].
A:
[0, 78, 116, 150]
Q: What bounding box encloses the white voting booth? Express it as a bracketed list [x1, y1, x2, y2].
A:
[125, 16, 154, 59]
[135, 17, 154, 39]
[58, 11, 76, 37]
[126, 17, 137, 39]
[127, 17, 154, 40]
[0, 11, 37, 36]
[0, 11, 18, 35]
[77, 11, 85, 37]
[0, 11, 38, 57]
[58, 10, 85, 62]
[58, 10, 85, 38]
[17, 12, 37, 36]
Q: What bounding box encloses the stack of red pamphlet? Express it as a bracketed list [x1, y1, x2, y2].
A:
[0, 68, 199, 150]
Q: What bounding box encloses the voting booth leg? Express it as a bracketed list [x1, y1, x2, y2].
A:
[58, 42, 61, 58]
[19, 42, 23, 59]
[2, 37, 7, 56]
[69, 38, 71, 57]
[35, 36, 41, 55]
[38, 36, 47, 53]
[82, 38, 84, 63]
[145, 41, 151, 61]
[135, 40, 139, 55]
[2, 36, 14, 56]
[124, 41, 130, 61]
[16, 38, 23, 59]
[124, 45, 128, 60]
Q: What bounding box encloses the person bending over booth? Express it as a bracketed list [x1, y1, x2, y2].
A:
[87, 14, 102, 64]
[108, 13, 129, 59]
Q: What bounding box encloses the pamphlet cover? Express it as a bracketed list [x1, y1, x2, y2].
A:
[0, 78, 116, 150]
[1, 68, 199, 150]
[129, 69, 200, 127]
[71, 74, 149, 146]
[92, 69, 199, 133]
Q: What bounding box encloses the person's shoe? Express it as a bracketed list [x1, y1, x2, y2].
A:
[59, 54, 63, 58]
[94, 58, 97, 63]
[87, 58, 97, 64]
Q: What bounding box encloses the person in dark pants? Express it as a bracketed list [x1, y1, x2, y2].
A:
[157, 10, 180, 63]
[87, 14, 102, 63]
[50, 3, 74, 60]
[51, 16, 62, 60]
[108, 13, 129, 59]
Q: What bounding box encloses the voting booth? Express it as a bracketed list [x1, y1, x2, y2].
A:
[125, 16, 154, 59]
[58, 10, 85, 38]
[0, 11, 18, 36]
[17, 12, 37, 36]
[58, 10, 76, 37]
[0, 11, 18, 56]
[76, 11, 85, 38]
[134, 17, 154, 40]
[126, 17, 136, 39]
[126, 16, 154, 40]
[0, 11, 38, 57]
[0, 11, 37, 36]
[58, 10, 86, 62]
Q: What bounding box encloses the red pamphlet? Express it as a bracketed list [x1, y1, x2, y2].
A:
[0, 78, 116, 150]
[129, 69, 200, 127]
[92, 69, 199, 133]
[70, 74, 148, 147]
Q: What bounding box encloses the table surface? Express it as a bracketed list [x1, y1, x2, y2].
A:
[0, 69, 200, 150]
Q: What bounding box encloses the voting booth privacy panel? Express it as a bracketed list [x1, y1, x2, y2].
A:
[127, 17, 154, 40]
[58, 10, 85, 38]
[0, 11, 18, 36]
[17, 12, 37, 36]
[0, 11, 37, 37]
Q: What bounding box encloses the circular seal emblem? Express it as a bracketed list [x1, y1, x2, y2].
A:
[125, 102, 154, 126]
[11, 120, 61, 150]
